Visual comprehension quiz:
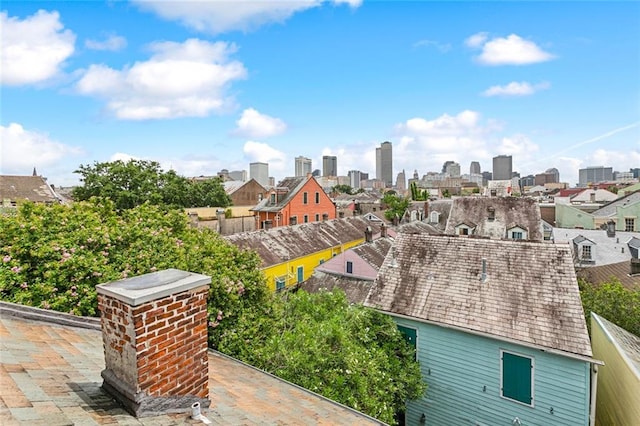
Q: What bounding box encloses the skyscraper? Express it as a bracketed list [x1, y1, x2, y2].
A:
[322, 155, 337, 177]
[470, 161, 481, 175]
[348, 170, 362, 189]
[492, 155, 513, 180]
[249, 162, 269, 187]
[376, 141, 393, 187]
[578, 166, 613, 187]
[396, 170, 406, 192]
[294, 156, 312, 177]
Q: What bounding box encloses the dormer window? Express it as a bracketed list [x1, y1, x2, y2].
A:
[582, 245, 592, 260]
[487, 207, 495, 221]
[270, 193, 276, 205]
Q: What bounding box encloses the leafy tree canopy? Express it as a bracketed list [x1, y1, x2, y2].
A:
[217, 289, 426, 425]
[410, 182, 429, 201]
[382, 192, 409, 221]
[72, 160, 231, 209]
[0, 200, 267, 345]
[579, 278, 640, 336]
[333, 184, 354, 195]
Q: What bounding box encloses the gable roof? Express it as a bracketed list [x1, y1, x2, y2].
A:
[223, 178, 266, 196]
[0, 175, 60, 203]
[592, 313, 640, 378]
[571, 188, 618, 203]
[251, 176, 319, 212]
[223, 216, 381, 268]
[364, 234, 592, 358]
[0, 302, 380, 425]
[591, 190, 640, 217]
[577, 261, 640, 289]
[444, 197, 543, 241]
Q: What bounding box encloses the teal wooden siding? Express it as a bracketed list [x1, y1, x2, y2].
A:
[394, 317, 591, 426]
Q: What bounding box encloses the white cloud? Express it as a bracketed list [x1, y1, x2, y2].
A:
[75, 39, 247, 120]
[482, 81, 550, 97]
[413, 39, 451, 53]
[132, 0, 360, 34]
[1, 10, 75, 85]
[234, 108, 287, 138]
[243, 141, 288, 177]
[465, 32, 488, 48]
[85, 34, 127, 51]
[0, 123, 83, 174]
[467, 33, 555, 65]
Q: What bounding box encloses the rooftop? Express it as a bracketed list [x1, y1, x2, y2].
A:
[553, 227, 636, 266]
[0, 175, 60, 204]
[444, 197, 543, 241]
[592, 313, 640, 378]
[224, 216, 381, 268]
[0, 302, 381, 426]
[363, 234, 593, 358]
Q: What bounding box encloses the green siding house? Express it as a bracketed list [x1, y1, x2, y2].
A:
[364, 234, 602, 425]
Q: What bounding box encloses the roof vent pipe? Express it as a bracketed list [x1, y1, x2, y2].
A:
[480, 258, 488, 283]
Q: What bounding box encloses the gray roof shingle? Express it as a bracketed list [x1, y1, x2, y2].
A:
[363, 234, 592, 358]
[0, 175, 59, 204]
[224, 216, 381, 268]
[444, 197, 543, 241]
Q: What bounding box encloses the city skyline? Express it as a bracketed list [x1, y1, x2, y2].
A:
[1, 1, 639, 187]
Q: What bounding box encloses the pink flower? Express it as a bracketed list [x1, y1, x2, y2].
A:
[176, 239, 184, 247]
[237, 286, 245, 296]
[3, 255, 11, 262]
[20, 282, 28, 289]
[217, 310, 223, 321]
[150, 267, 157, 272]
[92, 271, 102, 277]
[62, 252, 71, 259]
[41, 301, 50, 309]
[11, 266, 22, 273]
[209, 321, 219, 328]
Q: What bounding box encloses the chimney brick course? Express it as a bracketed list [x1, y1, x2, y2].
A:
[96, 269, 211, 417]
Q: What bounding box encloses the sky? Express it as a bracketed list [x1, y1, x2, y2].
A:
[1, 0, 639, 188]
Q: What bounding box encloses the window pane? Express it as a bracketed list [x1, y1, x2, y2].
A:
[346, 261, 353, 274]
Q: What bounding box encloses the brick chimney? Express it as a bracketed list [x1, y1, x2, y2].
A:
[96, 269, 211, 417]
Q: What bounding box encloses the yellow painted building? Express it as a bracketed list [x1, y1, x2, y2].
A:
[591, 313, 640, 426]
[224, 217, 381, 292]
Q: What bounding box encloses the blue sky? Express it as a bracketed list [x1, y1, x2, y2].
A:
[2, 0, 639, 187]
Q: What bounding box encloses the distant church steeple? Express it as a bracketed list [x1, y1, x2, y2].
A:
[32, 167, 38, 176]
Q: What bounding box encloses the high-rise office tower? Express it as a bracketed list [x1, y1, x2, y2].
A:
[444, 161, 461, 178]
[492, 155, 513, 180]
[348, 170, 362, 189]
[470, 161, 481, 175]
[396, 170, 406, 191]
[322, 155, 337, 177]
[295, 156, 312, 177]
[578, 166, 613, 187]
[376, 141, 393, 187]
[249, 162, 269, 187]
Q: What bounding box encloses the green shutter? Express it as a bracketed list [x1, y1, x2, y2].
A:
[502, 352, 532, 405]
[397, 325, 417, 360]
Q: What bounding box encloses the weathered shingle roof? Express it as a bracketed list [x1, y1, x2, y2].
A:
[444, 197, 543, 241]
[0, 175, 59, 203]
[224, 216, 381, 267]
[301, 273, 376, 304]
[364, 234, 592, 358]
[577, 261, 640, 289]
[0, 302, 382, 425]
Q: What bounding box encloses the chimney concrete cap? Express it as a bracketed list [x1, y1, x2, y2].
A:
[97, 268, 211, 306]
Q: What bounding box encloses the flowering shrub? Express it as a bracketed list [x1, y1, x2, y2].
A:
[0, 199, 269, 345]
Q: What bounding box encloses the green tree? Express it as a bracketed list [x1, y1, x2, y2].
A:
[382, 192, 409, 222]
[579, 278, 640, 336]
[410, 182, 429, 201]
[0, 200, 267, 343]
[333, 184, 354, 195]
[217, 290, 426, 425]
[72, 160, 231, 209]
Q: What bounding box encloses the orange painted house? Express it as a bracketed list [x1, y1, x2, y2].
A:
[251, 175, 336, 229]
